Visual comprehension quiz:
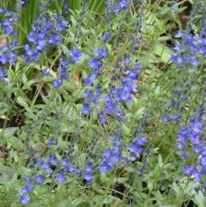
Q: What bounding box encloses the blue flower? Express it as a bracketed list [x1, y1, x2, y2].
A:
[128, 144, 143, 155]
[34, 175, 45, 185]
[24, 13, 66, 63]
[102, 32, 111, 42]
[20, 183, 32, 194]
[99, 144, 122, 174]
[82, 103, 91, 115]
[199, 156, 206, 169]
[42, 68, 50, 76]
[103, 149, 112, 159]
[60, 158, 70, 167]
[127, 137, 147, 159]
[98, 112, 107, 125]
[0, 10, 17, 36]
[119, 0, 128, 9]
[48, 154, 59, 166]
[177, 106, 206, 183]
[20, 194, 30, 205]
[99, 161, 113, 173]
[94, 48, 108, 59]
[88, 59, 102, 70]
[48, 138, 57, 147]
[55, 171, 66, 183]
[55, 15, 69, 32]
[52, 79, 63, 88]
[48, 33, 62, 44]
[64, 163, 80, 175]
[112, 0, 129, 14]
[36, 160, 53, 175]
[70, 48, 81, 63]
[134, 137, 147, 146]
[84, 72, 98, 86]
[161, 114, 182, 122]
[183, 165, 195, 176]
[36, 39, 46, 51]
[0, 43, 17, 64]
[83, 162, 94, 183]
[170, 29, 206, 67]
[123, 54, 130, 65]
[0, 67, 6, 80]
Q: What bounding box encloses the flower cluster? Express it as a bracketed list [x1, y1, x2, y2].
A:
[0, 8, 18, 66]
[161, 89, 188, 123]
[0, 39, 18, 65]
[101, 62, 142, 122]
[176, 106, 206, 184]
[70, 48, 82, 64]
[24, 14, 68, 62]
[171, 29, 206, 67]
[106, 0, 129, 14]
[82, 54, 142, 123]
[84, 48, 107, 86]
[19, 152, 80, 205]
[0, 67, 6, 81]
[99, 142, 122, 173]
[170, 29, 206, 186]
[127, 137, 147, 162]
[19, 135, 147, 205]
[81, 46, 109, 116]
[82, 86, 101, 115]
[0, 8, 18, 36]
[52, 57, 70, 88]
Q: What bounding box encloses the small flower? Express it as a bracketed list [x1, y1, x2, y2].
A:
[20, 183, 32, 194]
[0, 67, 6, 80]
[134, 137, 147, 146]
[48, 33, 62, 44]
[82, 103, 91, 115]
[48, 154, 59, 166]
[99, 144, 122, 174]
[102, 32, 111, 42]
[42, 68, 50, 76]
[60, 158, 70, 167]
[55, 171, 66, 183]
[36, 39, 46, 51]
[65, 164, 80, 175]
[162, 114, 182, 122]
[70, 48, 81, 63]
[34, 174, 45, 185]
[123, 54, 130, 65]
[128, 137, 147, 158]
[84, 72, 97, 86]
[52, 79, 63, 88]
[36, 160, 53, 175]
[94, 48, 108, 59]
[20, 194, 30, 205]
[55, 15, 68, 32]
[88, 59, 102, 70]
[99, 160, 112, 173]
[83, 162, 94, 183]
[103, 149, 112, 159]
[48, 138, 57, 146]
[98, 112, 107, 125]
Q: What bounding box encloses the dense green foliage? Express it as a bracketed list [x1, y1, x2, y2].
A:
[0, 0, 206, 206]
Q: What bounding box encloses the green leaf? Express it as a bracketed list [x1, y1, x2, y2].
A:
[0, 127, 18, 137]
[17, 96, 28, 108]
[153, 43, 172, 63]
[194, 191, 206, 207]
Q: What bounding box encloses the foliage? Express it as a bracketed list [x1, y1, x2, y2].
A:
[0, 0, 206, 207]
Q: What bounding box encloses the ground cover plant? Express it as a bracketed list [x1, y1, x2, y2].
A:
[1, 0, 206, 206]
